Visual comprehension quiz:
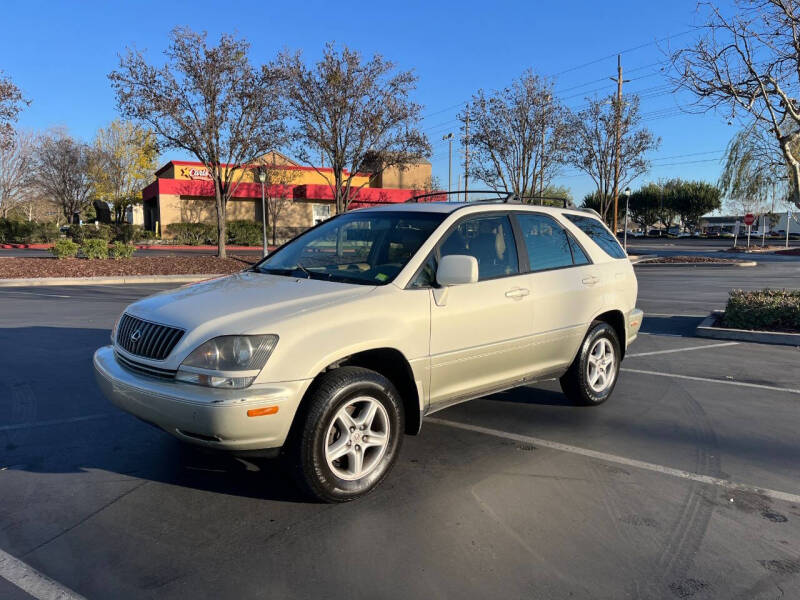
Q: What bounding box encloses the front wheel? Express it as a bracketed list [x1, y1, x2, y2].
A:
[287, 366, 404, 502]
[560, 321, 621, 406]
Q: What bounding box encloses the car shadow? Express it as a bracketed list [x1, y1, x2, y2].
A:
[0, 326, 311, 503]
[639, 315, 705, 337]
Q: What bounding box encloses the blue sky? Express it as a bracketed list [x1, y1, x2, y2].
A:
[1, 0, 739, 203]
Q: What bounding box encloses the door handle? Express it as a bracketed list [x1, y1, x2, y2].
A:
[581, 276, 600, 286]
[505, 287, 530, 299]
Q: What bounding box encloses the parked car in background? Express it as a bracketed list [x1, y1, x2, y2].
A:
[94, 198, 642, 502]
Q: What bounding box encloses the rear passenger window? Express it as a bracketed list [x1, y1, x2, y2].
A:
[564, 214, 627, 259]
[516, 213, 576, 272]
[568, 235, 590, 265]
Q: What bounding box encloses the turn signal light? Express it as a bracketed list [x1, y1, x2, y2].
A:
[247, 406, 279, 417]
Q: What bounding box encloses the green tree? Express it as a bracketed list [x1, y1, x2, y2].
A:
[91, 120, 158, 223]
[627, 183, 661, 233]
[666, 179, 721, 233]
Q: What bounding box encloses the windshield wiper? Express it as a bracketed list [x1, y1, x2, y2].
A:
[294, 262, 312, 279]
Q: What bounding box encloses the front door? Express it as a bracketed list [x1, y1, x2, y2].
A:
[428, 213, 534, 410]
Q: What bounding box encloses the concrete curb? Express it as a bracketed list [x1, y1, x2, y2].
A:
[634, 260, 757, 267]
[696, 310, 800, 346]
[0, 273, 226, 287]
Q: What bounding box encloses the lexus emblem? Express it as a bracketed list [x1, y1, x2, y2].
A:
[130, 329, 142, 343]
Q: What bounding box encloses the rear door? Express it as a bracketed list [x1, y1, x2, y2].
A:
[514, 212, 603, 370]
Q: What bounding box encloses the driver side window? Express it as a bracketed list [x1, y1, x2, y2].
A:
[439, 215, 519, 281]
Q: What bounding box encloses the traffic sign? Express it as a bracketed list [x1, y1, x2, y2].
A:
[744, 213, 755, 226]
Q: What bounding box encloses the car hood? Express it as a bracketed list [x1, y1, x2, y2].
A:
[126, 271, 376, 334]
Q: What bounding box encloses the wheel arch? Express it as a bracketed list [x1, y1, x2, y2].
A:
[299, 347, 423, 436]
[593, 309, 627, 359]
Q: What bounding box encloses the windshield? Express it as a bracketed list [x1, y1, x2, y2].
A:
[253, 211, 446, 285]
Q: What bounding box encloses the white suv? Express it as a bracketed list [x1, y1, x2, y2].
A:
[94, 200, 642, 502]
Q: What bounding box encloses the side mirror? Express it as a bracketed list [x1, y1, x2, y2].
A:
[437, 254, 479, 286]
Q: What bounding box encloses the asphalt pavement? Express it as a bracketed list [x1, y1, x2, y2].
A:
[1, 263, 800, 599]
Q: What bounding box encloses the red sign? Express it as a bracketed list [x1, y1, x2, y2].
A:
[744, 213, 755, 226]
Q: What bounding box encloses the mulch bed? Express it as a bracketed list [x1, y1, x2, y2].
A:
[0, 255, 257, 279]
[638, 255, 744, 264]
[774, 248, 800, 256]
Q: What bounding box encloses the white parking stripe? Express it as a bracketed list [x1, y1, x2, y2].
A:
[427, 418, 800, 505]
[621, 368, 800, 396]
[641, 313, 707, 318]
[0, 414, 116, 433]
[0, 548, 86, 600]
[627, 342, 738, 357]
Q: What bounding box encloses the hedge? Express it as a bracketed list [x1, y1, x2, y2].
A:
[109, 241, 135, 259]
[81, 238, 109, 259]
[722, 289, 800, 332]
[0, 219, 60, 244]
[50, 239, 79, 259]
[165, 221, 267, 246]
[227, 220, 264, 246]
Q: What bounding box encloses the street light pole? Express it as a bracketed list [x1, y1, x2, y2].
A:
[623, 187, 631, 251]
[443, 133, 453, 194]
[257, 170, 268, 257]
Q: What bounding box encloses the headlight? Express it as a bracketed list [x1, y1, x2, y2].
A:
[175, 335, 278, 389]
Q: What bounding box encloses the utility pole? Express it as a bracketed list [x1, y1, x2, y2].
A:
[443, 133, 454, 195]
[464, 107, 470, 203]
[610, 55, 628, 235]
[539, 93, 551, 204]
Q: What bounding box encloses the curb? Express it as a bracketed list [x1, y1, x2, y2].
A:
[696, 311, 800, 346]
[0, 274, 226, 287]
[634, 260, 757, 267]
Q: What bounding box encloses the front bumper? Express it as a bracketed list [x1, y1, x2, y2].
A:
[626, 308, 644, 347]
[93, 345, 310, 451]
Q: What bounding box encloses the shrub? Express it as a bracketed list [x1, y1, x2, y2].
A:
[109, 241, 135, 259]
[165, 222, 218, 245]
[0, 219, 61, 244]
[83, 223, 113, 241]
[723, 289, 800, 332]
[81, 238, 109, 259]
[50, 239, 79, 259]
[227, 220, 263, 246]
[67, 223, 85, 243]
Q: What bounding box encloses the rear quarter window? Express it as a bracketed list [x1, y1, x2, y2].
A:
[564, 214, 627, 259]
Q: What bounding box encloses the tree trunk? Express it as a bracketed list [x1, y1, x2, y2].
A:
[214, 179, 227, 259]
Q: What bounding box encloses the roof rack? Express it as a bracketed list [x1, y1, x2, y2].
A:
[406, 190, 573, 208]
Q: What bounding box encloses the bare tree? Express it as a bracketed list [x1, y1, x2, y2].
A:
[279, 43, 430, 214]
[670, 0, 800, 209]
[460, 71, 570, 199]
[36, 132, 95, 223]
[0, 130, 36, 219]
[0, 72, 29, 149]
[254, 154, 299, 245]
[91, 119, 158, 223]
[566, 94, 660, 224]
[110, 27, 287, 257]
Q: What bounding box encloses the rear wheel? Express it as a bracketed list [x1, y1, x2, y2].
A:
[287, 366, 403, 502]
[560, 321, 620, 406]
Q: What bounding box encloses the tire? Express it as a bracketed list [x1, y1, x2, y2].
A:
[560, 321, 621, 406]
[286, 366, 404, 503]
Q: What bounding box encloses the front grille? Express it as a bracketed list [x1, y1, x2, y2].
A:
[115, 351, 177, 380]
[116, 313, 184, 360]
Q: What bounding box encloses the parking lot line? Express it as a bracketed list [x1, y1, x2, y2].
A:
[427, 418, 800, 505]
[621, 368, 800, 396]
[627, 341, 738, 357]
[0, 548, 86, 600]
[0, 413, 116, 433]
